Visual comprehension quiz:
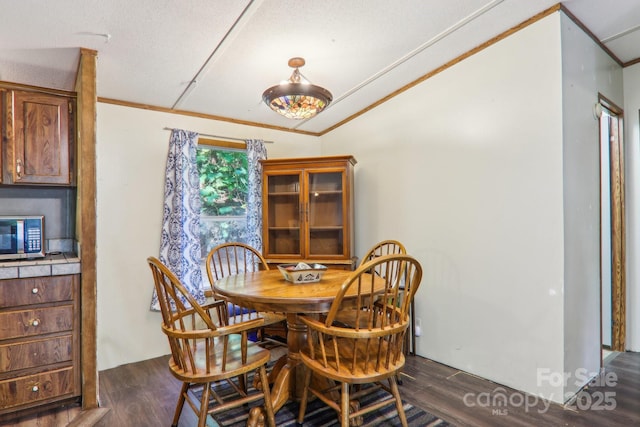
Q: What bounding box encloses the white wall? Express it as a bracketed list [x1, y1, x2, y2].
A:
[560, 13, 624, 398]
[623, 63, 640, 352]
[321, 14, 567, 401]
[96, 103, 320, 370]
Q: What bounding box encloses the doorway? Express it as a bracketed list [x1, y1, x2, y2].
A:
[598, 95, 625, 359]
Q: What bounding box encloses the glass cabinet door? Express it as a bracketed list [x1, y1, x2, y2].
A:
[261, 155, 356, 268]
[265, 172, 301, 256]
[306, 170, 345, 257]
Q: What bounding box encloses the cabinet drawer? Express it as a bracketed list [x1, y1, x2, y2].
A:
[0, 275, 74, 307]
[0, 367, 75, 411]
[0, 305, 73, 340]
[0, 335, 73, 372]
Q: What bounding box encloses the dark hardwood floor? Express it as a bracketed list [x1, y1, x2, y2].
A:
[400, 351, 640, 427]
[3, 350, 638, 426]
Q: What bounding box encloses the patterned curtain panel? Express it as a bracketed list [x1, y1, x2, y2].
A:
[150, 129, 205, 310]
[245, 139, 267, 252]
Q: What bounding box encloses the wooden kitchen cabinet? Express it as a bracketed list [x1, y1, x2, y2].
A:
[260, 155, 357, 269]
[0, 275, 80, 420]
[3, 90, 75, 185]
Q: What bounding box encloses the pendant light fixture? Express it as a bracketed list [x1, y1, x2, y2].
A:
[262, 57, 332, 120]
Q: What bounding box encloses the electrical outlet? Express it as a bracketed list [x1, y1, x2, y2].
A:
[415, 318, 422, 337]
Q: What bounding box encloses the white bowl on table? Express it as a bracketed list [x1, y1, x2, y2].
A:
[277, 262, 328, 283]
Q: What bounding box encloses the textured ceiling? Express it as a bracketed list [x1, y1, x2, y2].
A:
[1, 0, 639, 135]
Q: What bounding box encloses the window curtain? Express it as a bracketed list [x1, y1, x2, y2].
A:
[245, 139, 267, 252]
[150, 129, 205, 310]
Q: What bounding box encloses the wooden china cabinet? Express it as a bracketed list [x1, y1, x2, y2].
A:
[260, 155, 357, 270]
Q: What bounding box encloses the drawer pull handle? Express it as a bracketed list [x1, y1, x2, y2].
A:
[31, 319, 40, 327]
[32, 385, 39, 392]
[32, 287, 39, 294]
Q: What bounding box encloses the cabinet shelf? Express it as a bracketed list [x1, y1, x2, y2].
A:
[308, 190, 342, 195]
[268, 192, 299, 197]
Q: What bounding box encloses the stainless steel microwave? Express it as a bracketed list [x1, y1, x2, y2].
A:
[0, 216, 45, 261]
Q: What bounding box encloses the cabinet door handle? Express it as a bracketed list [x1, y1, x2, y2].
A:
[16, 158, 23, 179]
[30, 319, 40, 327]
[31, 385, 39, 392]
[32, 287, 39, 294]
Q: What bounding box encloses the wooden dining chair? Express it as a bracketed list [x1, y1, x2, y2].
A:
[359, 239, 407, 270]
[357, 239, 414, 384]
[147, 256, 275, 427]
[346, 239, 416, 357]
[205, 242, 286, 345]
[333, 239, 407, 328]
[297, 254, 423, 427]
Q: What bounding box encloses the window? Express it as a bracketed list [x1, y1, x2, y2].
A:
[197, 144, 249, 258]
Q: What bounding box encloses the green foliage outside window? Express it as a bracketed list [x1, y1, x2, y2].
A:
[197, 147, 249, 258]
[197, 147, 248, 215]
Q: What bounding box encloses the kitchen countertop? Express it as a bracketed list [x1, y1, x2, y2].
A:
[0, 252, 80, 280]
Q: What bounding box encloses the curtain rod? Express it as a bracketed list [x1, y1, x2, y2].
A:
[163, 127, 274, 144]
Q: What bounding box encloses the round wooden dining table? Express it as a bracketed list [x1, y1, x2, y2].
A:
[213, 268, 386, 425]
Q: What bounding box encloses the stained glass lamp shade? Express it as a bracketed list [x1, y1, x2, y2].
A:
[262, 57, 332, 120]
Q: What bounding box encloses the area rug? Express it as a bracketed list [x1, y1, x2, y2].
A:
[187, 376, 449, 427]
